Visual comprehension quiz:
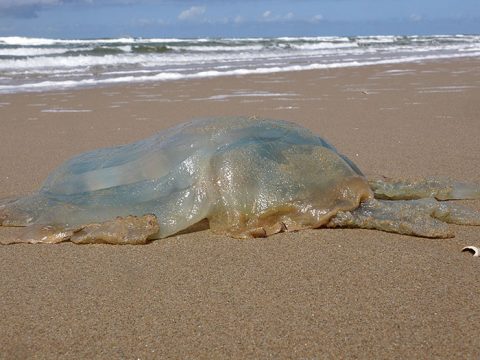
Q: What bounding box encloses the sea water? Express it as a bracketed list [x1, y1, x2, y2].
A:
[0, 35, 479, 93]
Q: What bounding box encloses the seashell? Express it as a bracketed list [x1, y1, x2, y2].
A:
[462, 246, 480, 257]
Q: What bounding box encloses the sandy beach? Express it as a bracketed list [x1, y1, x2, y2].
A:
[1, 58, 480, 358]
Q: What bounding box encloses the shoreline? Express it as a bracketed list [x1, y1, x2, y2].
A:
[2, 33, 480, 95]
[1, 57, 480, 358]
[2, 55, 480, 96]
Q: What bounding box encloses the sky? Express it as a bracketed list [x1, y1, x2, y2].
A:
[0, 0, 479, 39]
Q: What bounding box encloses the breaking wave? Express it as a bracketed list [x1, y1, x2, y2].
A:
[0, 35, 479, 93]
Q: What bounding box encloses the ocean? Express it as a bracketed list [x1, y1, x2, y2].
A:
[0, 35, 479, 94]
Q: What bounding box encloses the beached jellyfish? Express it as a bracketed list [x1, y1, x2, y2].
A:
[1, 117, 479, 244]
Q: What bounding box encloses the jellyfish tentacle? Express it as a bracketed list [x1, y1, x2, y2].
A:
[1, 214, 160, 245]
[369, 177, 480, 200]
[328, 198, 480, 238]
[68, 214, 159, 244]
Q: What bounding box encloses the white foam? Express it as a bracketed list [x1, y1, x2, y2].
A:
[0, 36, 137, 46]
[1, 51, 480, 94]
[172, 44, 265, 52]
[274, 106, 299, 110]
[291, 42, 357, 50]
[205, 91, 298, 100]
[418, 85, 476, 93]
[0, 48, 73, 57]
[356, 36, 398, 44]
[383, 69, 416, 73]
[277, 36, 351, 43]
[0, 36, 62, 46]
[1, 35, 480, 94]
[41, 109, 92, 113]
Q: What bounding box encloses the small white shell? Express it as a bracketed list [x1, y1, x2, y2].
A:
[462, 246, 480, 257]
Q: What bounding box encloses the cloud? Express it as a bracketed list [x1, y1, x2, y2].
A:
[409, 13, 422, 22]
[311, 14, 323, 23]
[0, 3, 56, 18]
[0, 0, 138, 17]
[132, 17, 169, 27]
[0, 0, 71, 18]
[261, 9, 295, 22]
[0, 0, 61, 5]
[178, 5, 206, 21]
[233, 15, 244, 24]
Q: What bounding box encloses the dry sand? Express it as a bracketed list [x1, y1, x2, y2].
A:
[1, 58, 480, 358]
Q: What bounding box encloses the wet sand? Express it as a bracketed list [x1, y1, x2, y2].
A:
[1, 58, 480, 358]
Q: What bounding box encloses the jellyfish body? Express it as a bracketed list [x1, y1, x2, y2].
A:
[1, 117, 479, 244]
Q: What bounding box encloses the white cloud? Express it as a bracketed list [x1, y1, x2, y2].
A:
[0, 0, 63, 18]
[233, 15, 244, 24]
[261, 10, 295, 22]
[133, 17, 168, 27]
[0, 0, 60, 5]
[311, 14, 323, 23]
[409, 13, 422, 22]
[178, 5, 206, 21]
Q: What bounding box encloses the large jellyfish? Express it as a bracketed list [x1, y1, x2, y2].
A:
[1, 117, 479, 244]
